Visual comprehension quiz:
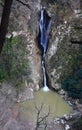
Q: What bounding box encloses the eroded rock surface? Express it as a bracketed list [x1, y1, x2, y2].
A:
[44, 0, 82, 90]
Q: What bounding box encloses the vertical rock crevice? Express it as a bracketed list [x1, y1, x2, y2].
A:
[37, 7, 52, 91]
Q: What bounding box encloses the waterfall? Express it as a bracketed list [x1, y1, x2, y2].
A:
[38, 7, 51, 92]
[39, 7, 51, 54]
[41, 59, 49, 91]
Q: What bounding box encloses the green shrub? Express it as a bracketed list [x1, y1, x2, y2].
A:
[62, 45, 82, 99]
[73, 117, 82, 130]
[62, 76, 82, 99]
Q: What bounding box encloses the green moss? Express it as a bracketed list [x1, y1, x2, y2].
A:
[71, 28, 82, 42]
[0, 36, 31, 88]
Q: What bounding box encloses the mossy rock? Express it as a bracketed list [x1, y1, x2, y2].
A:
[0, 35, 31, 88]
[70, 28, 82, 42]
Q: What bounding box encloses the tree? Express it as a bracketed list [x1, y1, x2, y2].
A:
[0, 0, 13, 54]
[0, 0, 30, 54]
[35, 103, 50, 130]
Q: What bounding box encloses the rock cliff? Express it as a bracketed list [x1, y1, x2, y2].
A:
[0, 0, 82, 91]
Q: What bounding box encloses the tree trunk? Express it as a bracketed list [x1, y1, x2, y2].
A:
[0, 0, 13, 54]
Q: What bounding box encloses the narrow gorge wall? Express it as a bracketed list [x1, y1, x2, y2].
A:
[0, 0, 42, 92]
[44, 0, 82, 90]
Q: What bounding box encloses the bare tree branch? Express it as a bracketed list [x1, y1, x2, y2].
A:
[35, 103, 50, 130]
[35, 103, 43, 113]
[16, 0, 31, 9]
[38, 106, 50, 124]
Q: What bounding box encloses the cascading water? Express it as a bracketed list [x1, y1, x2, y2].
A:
[38, 7, 51, 91]
[41, 60, 50, 91]
[39, 7, 51, 54]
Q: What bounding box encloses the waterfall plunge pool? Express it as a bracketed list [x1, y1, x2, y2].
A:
[18, 89, 73, 123]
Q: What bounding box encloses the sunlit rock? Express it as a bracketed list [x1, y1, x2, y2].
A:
[65, 124, 70, 130]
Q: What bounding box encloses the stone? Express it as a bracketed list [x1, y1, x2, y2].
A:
[18, 87, 34, 102]
[74, 9, 81, 14]
[67, 101, 73, 106]
[54, 118, 60, 124]
[65, 124, 70, 130]
[0, 109, 12, 125]
[63, 114, 70, 120]
[71, 111, 81, 119]
[60, 119, 66, 125]
[35, 84, 40, 91]
[3, 118, 20, 130]
[55, 83, 61, 90]
[59, 89, 65, 95]
[0, 82, 17, 99]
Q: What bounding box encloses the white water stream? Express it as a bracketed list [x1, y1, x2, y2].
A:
[41, 60, 50, 92]
[39, 7, 52, 91]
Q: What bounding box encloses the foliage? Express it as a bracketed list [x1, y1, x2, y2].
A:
[62, 46, 82, 99]
[0, 36, 31, 88]
[73, 117, 82, 130]
[62, 75, 82, 99]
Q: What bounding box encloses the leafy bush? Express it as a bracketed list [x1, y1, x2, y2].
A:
[73, 117, 82, 130]
[0, 36, 31, 87]
[62, 45, 82, 99]
[62, 76, 82, 99]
